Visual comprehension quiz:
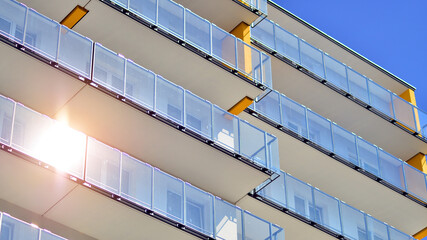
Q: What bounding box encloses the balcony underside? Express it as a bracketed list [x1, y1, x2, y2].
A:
[0, 40, 270, 204]
[0, 150, 199, 240]
[18, 0, 263, 111]
[269, 56, 427, 160]
[237, 195, 336, 240]
[239, 112, 427, 235]
[266, 3, 410, 94]
[173, 0, 260, 31]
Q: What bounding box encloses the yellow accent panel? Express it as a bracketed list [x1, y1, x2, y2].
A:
[228, 97, 254, 115]
[414, 227, 427, 240]
[230, 22, 253, 80]
[230, 22, 251, 43]
[60, 6, 88, 29]
[400, 89, 417, 106]
[399, 89, 421, 133]
[407, 153, 427, 174]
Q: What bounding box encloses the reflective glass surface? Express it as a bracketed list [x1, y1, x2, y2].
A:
[252, 90, 427, 203]
[252, 18, 426, 136]
[258, 171, 416, 240]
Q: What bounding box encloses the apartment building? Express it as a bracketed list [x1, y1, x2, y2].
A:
[0, 0, 425, 239]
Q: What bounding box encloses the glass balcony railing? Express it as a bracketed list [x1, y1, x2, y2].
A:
[257, 171, 416, 240]
[104, 0, 273, 88]
[249, 89, 427, 204]
[240, 0, 268, 14]
[0, 95, 285, 240]
[0, 212, 67, 240]
[251, 18, 427, 139]
[0, 0, 280, 174]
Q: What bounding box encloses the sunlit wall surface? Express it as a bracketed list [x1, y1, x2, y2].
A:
[249, 90, 427, 203]
[0, 95, 284, 240]
[251, 18, 427, 138]
[0, 0, 280, 174]
[0, 212, 67, 240]
[258, 172, 416, 240]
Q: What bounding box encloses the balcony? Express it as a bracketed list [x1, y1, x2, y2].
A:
[265, 1, 414, 94]
[0, 95, 285, 240]
[238, 89, 427, 235]
[0, 1, 281, 203]
[249, 18, 427, 160]
[136, 0, 267, 32]
[238, 171, 417, 240]
[0, 212, 67, 240]
[15, 0, 272, 111]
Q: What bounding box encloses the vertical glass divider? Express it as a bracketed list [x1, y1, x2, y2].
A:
[37, 224, 42, 240]
[241, 210, 246, 240]
[83, 135, 89, 180]
[183, 183, 187, 225]
[321, 52, 326, 79]
[123, 58, 127, 94]
[22, 7, 28, 45]
[401, 161, 408, 193]
[363, 213, 369, 240]
[237, 118, 241, 155]
[90, 43, 96, 82]
[153, 75, 158, 112]
[344, 65, 350, 92]
[390, 93, 397, 120]
[412, 106, 419, 133]
[264, 132, 269, 169]
[259, 51, 263, 85]
[366, 78, 372, 106]
[150, 167, 155, 210]
[297, 39, 302, 64]
[118, 153, 123, 195]
[209, 24, 213, 56]
[337, 197, 344, 236]
[310, 187, 316, 222]
[234, 38, 238, 70]
[331, 123, 336, 153]
[183, 90, 186, 128]
[353, 132, 361, 167]
[305, 108, 310, 139]
[8, 102, 17, 146]
[56, 26, 62, 62]
[182, 7, 186, 43]
[0, 212, 3, 234]
[155, 0, 159, 25]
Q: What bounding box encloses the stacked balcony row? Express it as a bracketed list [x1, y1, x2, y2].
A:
[251, 18, 427, 138]
[0, 212, 66, 240]
[0, 95, 285, 240]
[257, 171, 415, 240]
[249, 89, 427, 203]
[0, 0, 280, 173]
[99, 0, 273, 87]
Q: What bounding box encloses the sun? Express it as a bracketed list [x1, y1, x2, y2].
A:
[32, 121, 86, 178]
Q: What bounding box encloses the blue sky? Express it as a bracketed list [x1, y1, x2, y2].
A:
[275, 0, 427, 111]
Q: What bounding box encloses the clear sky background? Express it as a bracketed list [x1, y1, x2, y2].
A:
[275, 0, 427, 111]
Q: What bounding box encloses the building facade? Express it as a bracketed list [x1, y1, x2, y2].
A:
[0, 0, 426, 239]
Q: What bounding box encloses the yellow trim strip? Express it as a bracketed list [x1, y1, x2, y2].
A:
[228, 96, 254, 115]
[414, 226, 427, 240]
[60, 5, 89, 29]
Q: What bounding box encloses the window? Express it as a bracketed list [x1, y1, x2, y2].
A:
[0, 221, 14, 240]
[186, 200, 204, 230]
[167, 190, 182, 219]
[186, 114, 202, 132]
[167, 104, 182, 122]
